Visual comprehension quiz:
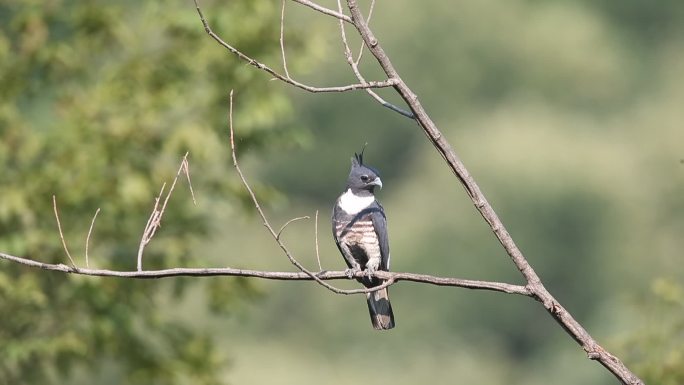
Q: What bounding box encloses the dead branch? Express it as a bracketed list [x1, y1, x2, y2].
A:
[193, 0, 396, 93]
[291, 0, 352, 24]
[137, 153, 193, 271]
[334, 0, 414, 118]
[85, 208, 100, 268]
[343, 0, 642, 383]
[279, 0, 291, 79]
[0, 251, 530, 296]
[314, 210, 322, 271]
[276, 216, 310, 240]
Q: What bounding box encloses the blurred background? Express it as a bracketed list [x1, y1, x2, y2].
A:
[1, 0, 682, 384]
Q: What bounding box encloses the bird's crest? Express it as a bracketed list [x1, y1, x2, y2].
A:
[352, 143, 368, 167]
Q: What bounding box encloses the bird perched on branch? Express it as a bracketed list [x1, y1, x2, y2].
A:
[332, 151, 395, 330]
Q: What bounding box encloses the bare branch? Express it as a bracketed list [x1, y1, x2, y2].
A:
[193, 0, 396, 93]
[182, 156, 197, 206]
[314, 210, 322, 271]
[137, 183, 165, 271]
[291, 0, 352, 24]
[137, 153, 193, 271]
[159, 153, 190, 216]
[353, 0, 375, 65]
[0, 251, 530, 296]
[85, 208, 100, 268]
[279, 0, 291, 79]
[335, 0, 414, 118]
[52, 195, 76, 268]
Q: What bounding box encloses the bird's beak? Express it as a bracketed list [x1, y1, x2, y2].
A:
[370, 178, 383, 190]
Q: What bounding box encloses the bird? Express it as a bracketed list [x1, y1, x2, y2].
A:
[332, 150, 395, 330]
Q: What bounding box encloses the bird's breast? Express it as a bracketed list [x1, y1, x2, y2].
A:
[336, 219, 380, 256]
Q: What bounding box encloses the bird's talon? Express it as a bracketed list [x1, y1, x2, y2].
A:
[344, 268, 359, 279]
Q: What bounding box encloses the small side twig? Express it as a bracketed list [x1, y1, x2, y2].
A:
[137, 183, 166, 271]
[314, 210, 322, 271]
[182, 156, 197, 206]
[353, 0, 375, 65]
[279, 0, 291, 79]
[85, 208, 100, 268]
[291, 0, 353, 24]
[276, 216, 310, 240]
[52, 195, 76, 268]
[335, 0, 414, 118]
[137, 152, 193, 271]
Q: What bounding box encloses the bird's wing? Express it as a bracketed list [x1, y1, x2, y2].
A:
[332, 202, 354, 269]
[370, 202, 390, 271]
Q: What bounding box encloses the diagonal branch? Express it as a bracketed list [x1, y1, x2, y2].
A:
[344, 0, 643, 384]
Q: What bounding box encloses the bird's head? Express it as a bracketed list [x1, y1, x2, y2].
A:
[346, 150, 382, 194]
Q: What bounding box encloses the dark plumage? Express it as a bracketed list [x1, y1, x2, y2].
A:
[332, 152, 395, 330]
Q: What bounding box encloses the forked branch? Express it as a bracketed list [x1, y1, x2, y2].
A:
[192, 0, 396, 93]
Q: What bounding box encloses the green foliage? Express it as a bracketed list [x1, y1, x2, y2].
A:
[621, 279, 684, 385]
[0, 0, 316, 383]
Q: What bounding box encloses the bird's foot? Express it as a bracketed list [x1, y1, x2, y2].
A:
[345, 267, 361, 279]
[365, 259, 380, 279]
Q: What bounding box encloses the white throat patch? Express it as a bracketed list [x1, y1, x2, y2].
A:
[338, 189, 375, 215]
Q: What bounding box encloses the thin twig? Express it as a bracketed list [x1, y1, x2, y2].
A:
[335, 0, 414, 118]
[85, 208, 100, 268]
[279, 0, 291, 79]
[158, 153, 190, 217]
[0, 251, 531, 295]
[314, 210, 322, 271]
[276, 216, 310, 240]
[193, 0, 396, 93]
[182, 156, 197, 206]
[52, 195, 76, 268]
[291, 0, 352, 24]
[137, 183, 165, 271]
[354, 0, 375, 65]
[137, 153, 194, 271]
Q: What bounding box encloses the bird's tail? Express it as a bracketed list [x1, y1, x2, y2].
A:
[366, 287, 395, 330]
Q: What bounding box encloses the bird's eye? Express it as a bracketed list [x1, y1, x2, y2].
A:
[360, 175, 369, 182]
